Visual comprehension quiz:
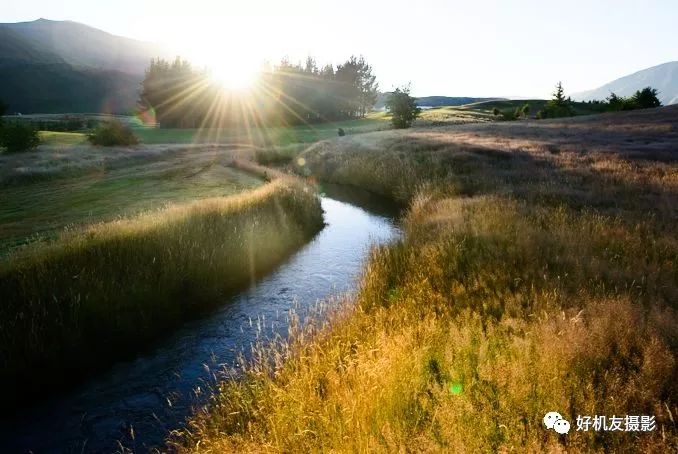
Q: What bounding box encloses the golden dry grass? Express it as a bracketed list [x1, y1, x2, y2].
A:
[174, 107, 678, 453]
[0, 176, 323, 408]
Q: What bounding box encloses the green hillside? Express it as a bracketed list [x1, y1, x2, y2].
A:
[0, 19, 168, 113]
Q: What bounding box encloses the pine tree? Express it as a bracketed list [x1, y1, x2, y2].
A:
[385, 85, 421, 129]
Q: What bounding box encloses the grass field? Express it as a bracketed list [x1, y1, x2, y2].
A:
[132, 115, 389, 145]
[32, 115, 390, 148]
[38, 131, 88, 147]
[176, 106, 678, 452]
[416, 99, 607, 126]
[0, 147, 262, 253]
[0, 175, 323, 407]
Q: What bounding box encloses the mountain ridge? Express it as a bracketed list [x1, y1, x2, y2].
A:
[0, 19, 172, 113]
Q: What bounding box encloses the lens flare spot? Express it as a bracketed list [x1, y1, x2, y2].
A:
[449, 382, 463, 395]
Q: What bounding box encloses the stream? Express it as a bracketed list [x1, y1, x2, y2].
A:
[3, 184, 401, 453]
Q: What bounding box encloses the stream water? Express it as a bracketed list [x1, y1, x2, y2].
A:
[3, 184, 401, 453]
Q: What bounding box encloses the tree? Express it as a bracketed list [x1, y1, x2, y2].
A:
[139, 57, 211, 128]
[0, 100, 6, 127]
[606, 92, 626, 111]
[552, 81, 566, 106]
[632, 87, 661, 109]
[604, 88, 660, 111]
[385, 85, 421, 129]
[541, 82, 574, 118]
[334, 56, 379, 118]
[137, 55, 379, 128]
[0, 122, 40, 152]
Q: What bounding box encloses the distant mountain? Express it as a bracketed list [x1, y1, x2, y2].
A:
[414, 96, 506, 107]
[572, 61, 678, 106]
[374, 93, 506, 109]
[0, 19, 171, 113]
[0, 28, 64, 66]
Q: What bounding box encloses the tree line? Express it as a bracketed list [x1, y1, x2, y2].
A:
[538, 82, 662, 119]
[138, 56, 379, 128]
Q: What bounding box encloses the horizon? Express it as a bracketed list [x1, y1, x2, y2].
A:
[3, 0, 678, 98]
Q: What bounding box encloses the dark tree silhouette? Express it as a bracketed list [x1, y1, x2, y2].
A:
[138, 55, 379, 129]
[632, 87, 661, 109]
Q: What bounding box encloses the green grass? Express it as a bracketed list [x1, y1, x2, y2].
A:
[0, 177, 323, 408]
[175, 107, 678, 453]
[0, 149, 262, 254]
[132, 115, 389, 145]
[38, 131, 88, 147]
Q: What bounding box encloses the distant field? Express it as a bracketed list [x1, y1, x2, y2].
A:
[0, 148, 262, 253]
[30, 114, 389, 147]
[415, 99, 609, 126]
[133, 115, 389, 145]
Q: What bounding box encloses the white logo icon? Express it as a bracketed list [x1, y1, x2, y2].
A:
[544, 411, 570, 434]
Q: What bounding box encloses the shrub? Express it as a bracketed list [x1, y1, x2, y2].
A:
[0, 122, 40, 152]
[492, 107, 500, 116]
[499, 109, 517, 121]
[337, 128, 346, 136]
[88, 120, 139, 146]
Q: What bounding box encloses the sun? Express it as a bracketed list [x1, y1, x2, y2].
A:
[211, 62, 259, 91]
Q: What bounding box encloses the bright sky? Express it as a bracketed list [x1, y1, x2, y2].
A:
[4, 0, 677, 97]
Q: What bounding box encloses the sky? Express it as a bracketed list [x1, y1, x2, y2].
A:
[3, 0, 678, 97]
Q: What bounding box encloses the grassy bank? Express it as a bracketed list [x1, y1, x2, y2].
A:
[0, 177, 323, 406]
[0, 146, 262, 254]
[176, 107, 678, 452]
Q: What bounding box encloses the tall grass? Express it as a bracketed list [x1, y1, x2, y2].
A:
[0, 177, 323, 407]
[174, 107, 678, 452]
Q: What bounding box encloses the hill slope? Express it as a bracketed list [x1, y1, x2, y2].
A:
[0, 19, 170, 113]
[1, 18, 167, 75]
[374, 93, 506, 109]
[572, 61, 678, 105]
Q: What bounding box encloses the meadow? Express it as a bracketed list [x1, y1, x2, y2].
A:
[0, 145, 323, 406]
[0, 146, 263, 253]
[415, 99, 607, 126]
[176, 106, 678, 452]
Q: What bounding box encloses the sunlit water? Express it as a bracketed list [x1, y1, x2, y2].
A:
[3, 184, 401, 453]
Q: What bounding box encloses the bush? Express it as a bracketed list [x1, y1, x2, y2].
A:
[0, 122, 40, 152]
[499, 109, 517, 121]
[88, 120, 139, 146]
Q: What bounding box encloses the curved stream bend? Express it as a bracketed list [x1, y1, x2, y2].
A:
[4, 184, 401, 453]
